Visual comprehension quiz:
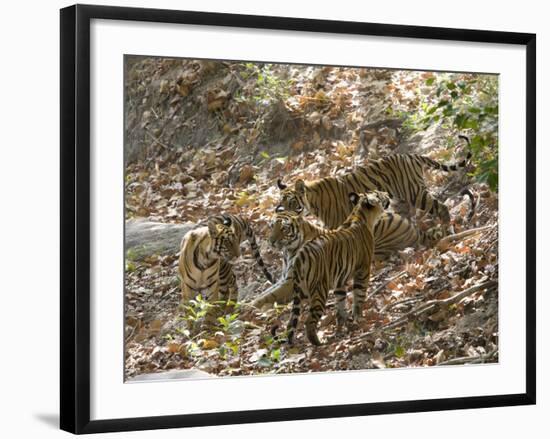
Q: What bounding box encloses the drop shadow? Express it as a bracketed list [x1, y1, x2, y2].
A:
[34, 413, 59, 430]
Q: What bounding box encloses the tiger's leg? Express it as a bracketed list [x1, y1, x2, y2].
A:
[203, 279, 220, 326]
[181, 280, 195, 303]
[334, 288, 348, 333]
[352, 268, 371, 322]
[415, 188, 451, 226]
[305, 287, 329, 346]
[218, 260, 238, 304]
[412, 188, 453, 234]
[286, 283, 306, 345]
[178, 253, 193, 301]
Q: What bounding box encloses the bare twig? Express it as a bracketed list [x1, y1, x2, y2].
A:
[366, 270, 407, 302]
[125, 325, 137, 343]
[144, 128, 171, 150]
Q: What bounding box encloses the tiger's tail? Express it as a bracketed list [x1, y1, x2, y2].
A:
[460, 187, 477, 221]
[285, 281, 304, 345]
[419, 135, 472, 172]
[243, 222, 274, 283]
[270, 269, 302, 344]
[250, 279, 294, 309]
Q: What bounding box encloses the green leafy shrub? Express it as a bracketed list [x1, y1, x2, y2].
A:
[406, 74, 499, 191]
[240, 63, 293, 105]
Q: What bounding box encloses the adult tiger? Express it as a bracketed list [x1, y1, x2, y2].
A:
[276, 136, 471, 229]
[274, 190, 390, 346]
[178, 214, 273, 305]
[249, 210, 441, 309]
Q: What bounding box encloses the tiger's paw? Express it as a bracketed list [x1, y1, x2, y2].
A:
[352, 307, 365, 323]
[306, 325, 322, 346]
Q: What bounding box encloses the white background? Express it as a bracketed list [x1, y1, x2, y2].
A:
[0, 0, 546, 437]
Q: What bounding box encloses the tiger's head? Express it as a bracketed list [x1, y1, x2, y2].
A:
[269, 211, 304, 250]
[275, 179, 308, 215]
[207, 216, 240, 260]
[346, 190, 391, 226]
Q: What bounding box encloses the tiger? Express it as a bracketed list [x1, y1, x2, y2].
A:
[178, 214, 273, 306]
[249, 210, 441, 309]
[273, 190, 391, 346]
[270, 210, 442, 265]
[373, 212, 443, 259]
[276, 136, 471, 229]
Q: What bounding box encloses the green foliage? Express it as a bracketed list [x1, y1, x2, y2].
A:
[406, 74, 499, 191]
[241, 63, 294, 105]
[126, 248, 139, 261]
[394, 345, 406, 358]
[216, 303, 245, 360]
[179, 294, 217, 324]
[217, 312, 239, 332]
[176, 297, 245, 360]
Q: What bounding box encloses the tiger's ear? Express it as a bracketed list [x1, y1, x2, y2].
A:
[222, 215, 232, 226]
[349, 192, 360, 206]
[277, 179, 287, 190]
[207, 221, 217, 235]
[295, 179, 306, 194]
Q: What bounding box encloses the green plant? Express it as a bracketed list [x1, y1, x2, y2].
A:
[405, 74, 499, 191]
[179, 294, 217, 326]
[217, 307, 244, 359]
[241, 63, 293, 105]
[217, 312, 240, 332]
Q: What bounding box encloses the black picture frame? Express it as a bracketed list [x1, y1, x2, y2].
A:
[60, 4, 536, 434]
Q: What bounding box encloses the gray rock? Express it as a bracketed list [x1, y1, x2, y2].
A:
[125, 219, 195, 260]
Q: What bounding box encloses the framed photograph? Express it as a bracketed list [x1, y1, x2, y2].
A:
[60, 4, 536, 434]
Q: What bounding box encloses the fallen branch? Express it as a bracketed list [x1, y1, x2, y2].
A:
[380, 295, 423, 313]
[437, 349, 498, 366]
[436, 224, 495, 251]
[361, 279, 498, 338]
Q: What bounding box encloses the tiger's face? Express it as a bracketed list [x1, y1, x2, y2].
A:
[275, 179, 307, 214]
[348, 190, 391, 223]
[207, 217, 240, 260]
[269, 211, 302, 250]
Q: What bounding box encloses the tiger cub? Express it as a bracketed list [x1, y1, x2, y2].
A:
[178, 214, 272, 305]
[271, 210, 442, 267]
[276, 190, 390, 346]
[250, 210, 441, 309]
[276, 136, 471, 229]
